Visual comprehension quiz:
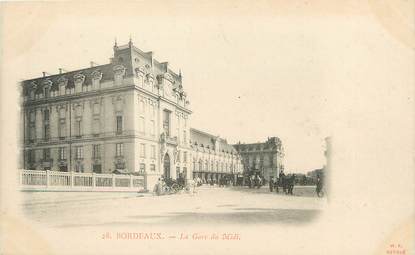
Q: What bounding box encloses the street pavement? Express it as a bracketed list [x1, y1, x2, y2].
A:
[21, 185, 326, 229]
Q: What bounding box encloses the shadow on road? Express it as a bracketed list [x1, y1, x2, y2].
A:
[57, 208, 321, 228]
[229, 186, 318, 197]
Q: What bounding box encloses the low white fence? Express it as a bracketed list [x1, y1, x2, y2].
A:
[20, 170, 146, 192]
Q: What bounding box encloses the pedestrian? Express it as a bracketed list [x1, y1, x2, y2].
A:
[288, 174, 295, 195]
[155, 178, 163, 196]
[249, 175, 255, 189]
[189, 178, 196, 195]
[316, 174, 323, 197]
[269, 176, 274, 192]
[256, 175, 261, 189]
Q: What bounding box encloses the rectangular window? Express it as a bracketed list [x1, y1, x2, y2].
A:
[59, 85, 65, 96]
[183, 152, 187, 163]
[93, 103, 100, 115]
[59, 108, 66, 119]
[176, 115, 180, 142]
[140, 144, 146, 158]
[75, 119, 82, 137]
[93, 164, 102, 173]
[151, 145, 156, 159]
[139, 117, 145, 133]
[59, 120, 66, 138]
[43, 110, 50, 121]
[59, 147, 66, 160]
[150, 120, 155, 136]
[163, 110, 170, 137]
[115, 73, 123, 86]
[44, 87, 50, 98]
[92, 79, 100, 90]
[93, 145, 100, 159]
[116, 143, 123, 157]
[27, 150, 33, 163]
[29, 125, 36, 140]
[183, 130, 187, 144]
[151, 105, 156, 118]
[43, 109, 50, 140]
[43, 148, 50, 160]
[140, 163, 146, 173]
[116, 116, 123, 134]
[44, 124, 50, 140]
[76, 147, 83, 159]
[27, 150, 35, 164]
[75, 164, 84, 173]
[29, 111, 36, 123]
[92, 119, 100, 135]
[150, 164, 155, 172]
[139, 100, 145, 114]
[177, 151, 181, 162]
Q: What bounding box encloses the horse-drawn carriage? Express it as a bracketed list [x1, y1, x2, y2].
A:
[271, 174, 296, 195]
[154, 176, 190, 195]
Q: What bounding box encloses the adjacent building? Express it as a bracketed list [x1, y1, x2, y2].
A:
[19, 40, 272, 190]
[190, 128, 243, 183]
[20, 40, 192, 189]
[233, 137, 284, 181]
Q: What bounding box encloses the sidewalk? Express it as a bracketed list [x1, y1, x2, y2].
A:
[21, 190, 153, 206]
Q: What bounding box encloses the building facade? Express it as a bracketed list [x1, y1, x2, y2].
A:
[20, 40, 192, 189]
[190, 128, 243, 183]
[233, 137, 284, 181]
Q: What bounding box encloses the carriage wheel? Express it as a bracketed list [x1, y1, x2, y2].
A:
[163, 186, 169, 194]
[171, 183, 179, 193]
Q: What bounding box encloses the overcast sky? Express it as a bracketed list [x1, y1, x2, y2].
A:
[5, 1, 412, 173]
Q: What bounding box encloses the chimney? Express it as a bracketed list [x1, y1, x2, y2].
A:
[42, 72, 46, 77]
[58, 68, 68, 74]
[90, 61, 99, 67]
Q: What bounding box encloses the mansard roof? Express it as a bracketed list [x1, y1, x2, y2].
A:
[22, 63, 115, 96]
[233, 137, 283, 152]
[190, 128, 238, 154]
[21, 40, 184, 96]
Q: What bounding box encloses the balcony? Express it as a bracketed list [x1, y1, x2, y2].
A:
[166, 136, 178, 146]
[41, 159, 53, 168]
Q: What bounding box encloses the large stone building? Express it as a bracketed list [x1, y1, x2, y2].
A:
[20, 40, 243, 190]
[190, 128, 243, 183]
[233, 137, 284, 181]
[20, 40, 192, 189]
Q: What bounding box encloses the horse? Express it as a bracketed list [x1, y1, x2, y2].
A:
[274, 174, 295, 195]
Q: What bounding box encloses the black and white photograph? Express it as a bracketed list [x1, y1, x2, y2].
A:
[0, 1, 413, 255]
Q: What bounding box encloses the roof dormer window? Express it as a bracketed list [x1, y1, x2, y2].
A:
[73, 73, 85, 93]
[135, 67, 145, 87]
[113, 65, 125, 86]
[57, 76, 68, 96]
[91, 70, 102, 90]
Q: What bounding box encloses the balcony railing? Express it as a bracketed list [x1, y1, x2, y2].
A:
[165, 136, 178, 146]
[19, 169, 145, 192]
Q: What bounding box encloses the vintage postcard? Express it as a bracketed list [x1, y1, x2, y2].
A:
[0, 1, 414, 255]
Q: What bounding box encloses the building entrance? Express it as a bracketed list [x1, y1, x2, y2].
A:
[163, 153, 170, 179]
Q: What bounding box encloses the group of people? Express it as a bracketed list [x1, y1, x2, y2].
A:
[248, 174, 264, 189]
[268, 171, 296, 195]
[153, 175, 199, 196]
